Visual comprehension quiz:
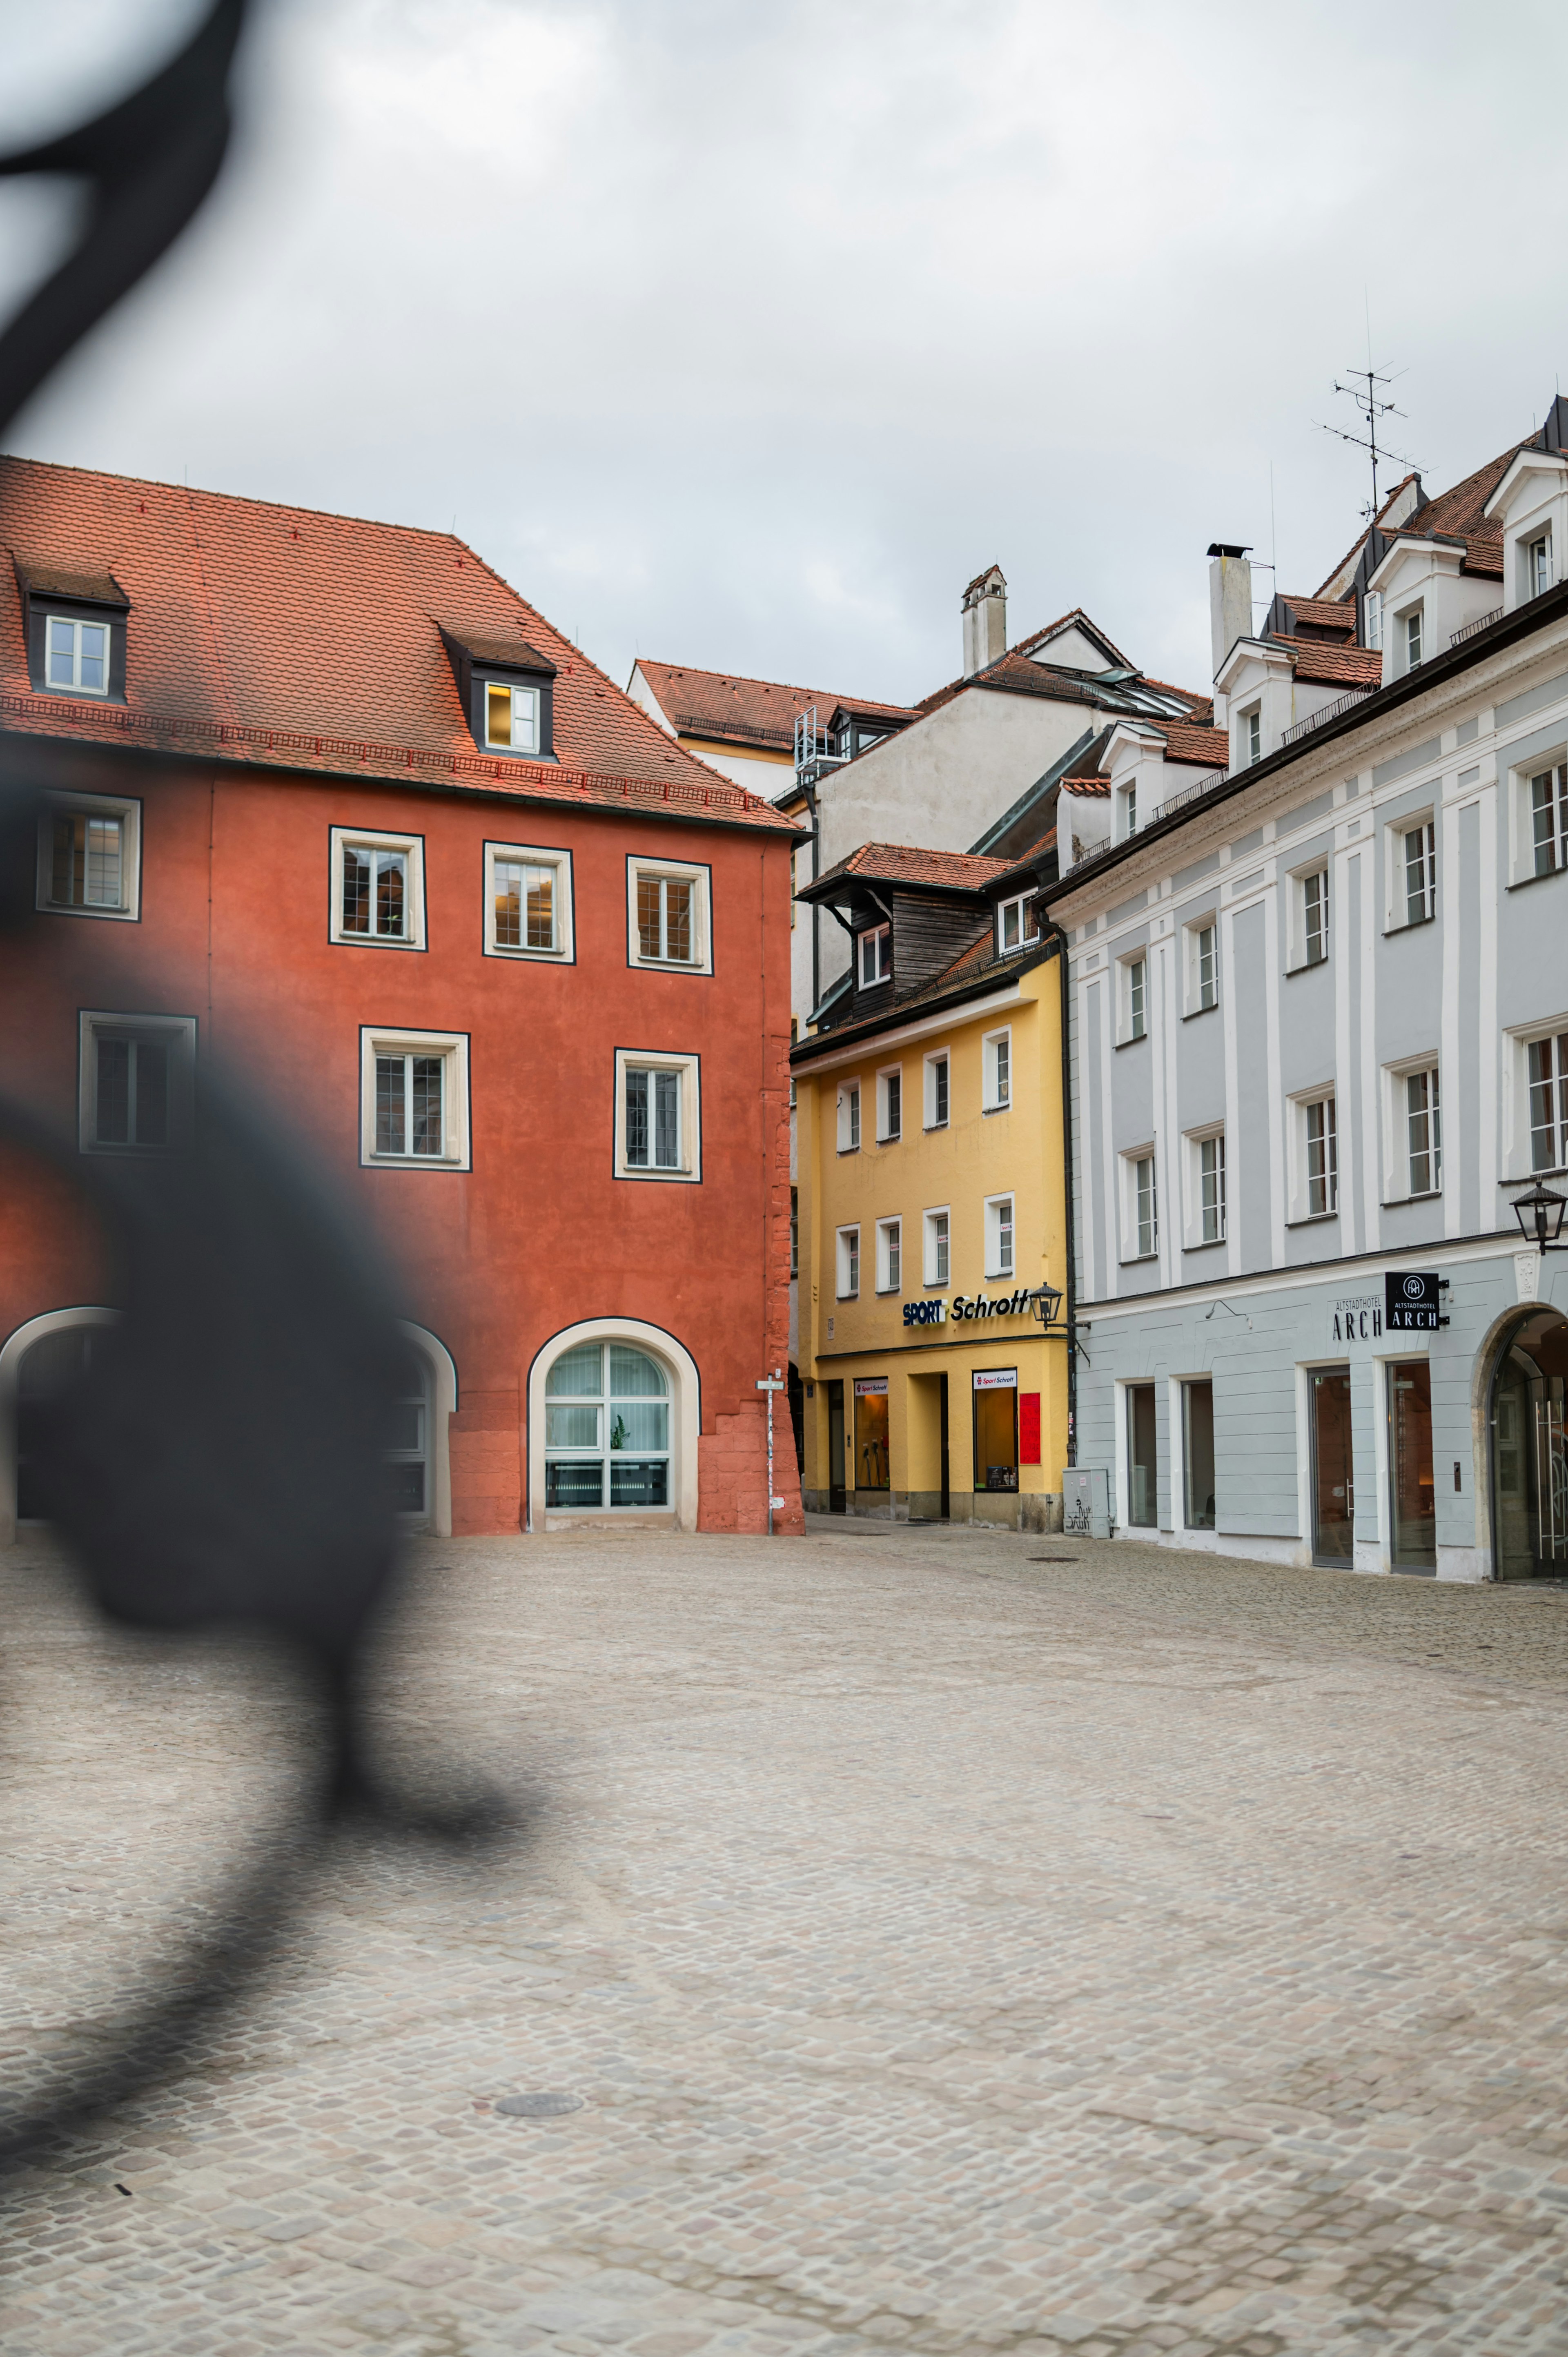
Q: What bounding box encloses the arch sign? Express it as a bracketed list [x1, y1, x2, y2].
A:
[1384, 1271, 1442, 1333]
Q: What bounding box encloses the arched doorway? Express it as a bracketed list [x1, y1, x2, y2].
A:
[0, 1307, 119, 1544]
[394, 1321, 457, 1537]
[528, 1319, 700, 1530]
[1491, 1307, 1568, 1580]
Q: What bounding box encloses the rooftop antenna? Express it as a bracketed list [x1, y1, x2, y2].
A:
[1313, 296, 1420, 522]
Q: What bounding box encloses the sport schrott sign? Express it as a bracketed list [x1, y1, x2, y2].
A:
[903, 1288, 1032, 1328]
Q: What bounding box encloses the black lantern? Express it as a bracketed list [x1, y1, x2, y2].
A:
[1028, 1282, 1065, 1327]
[1510, 1181, 1568, 1252]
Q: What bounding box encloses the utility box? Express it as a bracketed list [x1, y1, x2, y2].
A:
[1062, 1466, 1113, 1539]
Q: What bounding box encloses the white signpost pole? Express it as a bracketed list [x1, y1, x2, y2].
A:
[756, 1370, 786, 1535]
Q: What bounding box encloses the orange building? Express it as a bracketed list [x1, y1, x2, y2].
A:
[0, 459, 802, 1540]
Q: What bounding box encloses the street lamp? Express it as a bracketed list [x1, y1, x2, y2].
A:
[1027, 1282, 1065, 1328]
[1510, 1181, 1568, 1253]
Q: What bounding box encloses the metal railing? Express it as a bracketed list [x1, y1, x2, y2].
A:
[1450, 605, 1505, 648]
[1151, 767, 1227, 821]
[1280, 688, 1374, 747]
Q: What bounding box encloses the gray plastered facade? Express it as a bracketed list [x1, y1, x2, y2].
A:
[1051, 605, 1568, 1580]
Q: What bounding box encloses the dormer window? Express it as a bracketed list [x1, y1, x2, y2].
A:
[858, 923, 891, 986]
[485, 682, 540, 754]
[1403, 605, 1423, 670]
[1363, 589, 1383, 651]
[1526, 532, 1553, 601]
[47, 615, 110, 695]
[996, 892, 1038, 953]
[1243, 706, 1261, 765]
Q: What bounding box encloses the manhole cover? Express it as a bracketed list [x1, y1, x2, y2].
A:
[495, 2092, 583, 2118]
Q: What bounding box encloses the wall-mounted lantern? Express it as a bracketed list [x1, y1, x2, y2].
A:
[1511, 1181, 1568, 1253]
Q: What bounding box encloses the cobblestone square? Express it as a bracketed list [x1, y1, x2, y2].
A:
[3, 1523, 1568, 2355]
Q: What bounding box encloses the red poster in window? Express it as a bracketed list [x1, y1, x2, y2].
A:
[1019, 1392, 1041, 1465]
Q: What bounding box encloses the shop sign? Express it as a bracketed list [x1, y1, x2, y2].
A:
[853, 1376, 888, 1396]
[902, 1299, 948, 1327]
[972, 1368, 1018, 1389]
[1385, 1270, 1441, 1332]
[1332, 1292, 1381, 1341]
[952, 1288, 1032, 1321]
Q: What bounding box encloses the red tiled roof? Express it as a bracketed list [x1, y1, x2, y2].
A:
[633, 658, 897, 752]
[817, 841, 1014, 892]
[0, 459, 794, 833]
[1156, 720, 1230, 767]
[1061, 773, 1111, 797]
[1267, 634, 1383, 689]
[1279, 595, 1355, 634]
[1312, 449, 1525, 601]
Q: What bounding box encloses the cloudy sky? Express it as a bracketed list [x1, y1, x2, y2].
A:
[5, 0, 1567, 708]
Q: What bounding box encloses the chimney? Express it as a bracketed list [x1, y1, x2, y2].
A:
[962, 564, 1007, 675]
[1207, 544, 1252, 681]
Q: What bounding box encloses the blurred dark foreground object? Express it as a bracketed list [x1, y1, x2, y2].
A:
[0, 2, 515, 2184]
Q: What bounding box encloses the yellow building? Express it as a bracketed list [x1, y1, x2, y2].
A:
[791, 844, 1069, 1528]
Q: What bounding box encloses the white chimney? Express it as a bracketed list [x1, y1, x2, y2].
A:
[962, 564, 1007, 675]
[1207, 544, 1253, 681]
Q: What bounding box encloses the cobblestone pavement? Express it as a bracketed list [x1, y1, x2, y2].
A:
[3, 1523, 1568, 2357]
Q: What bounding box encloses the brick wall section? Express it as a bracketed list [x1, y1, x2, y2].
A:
[449, 1389, 521, 1536]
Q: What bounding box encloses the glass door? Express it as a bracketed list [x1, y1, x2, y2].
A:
[1492, 1312, 1568, 1577]
[826, 1380, 846, 1513]
[1126, 1383, 1157, 1525]
[1182, 1379, 1215, 1530]
[1310, 1366, 1354, 1563]
[1387, 1360, 1436, 1572]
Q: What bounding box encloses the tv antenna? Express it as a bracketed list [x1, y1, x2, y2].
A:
[1315, 365, 1420, 523]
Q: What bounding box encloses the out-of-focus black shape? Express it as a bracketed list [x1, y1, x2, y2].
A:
[0, 0, 248, 441]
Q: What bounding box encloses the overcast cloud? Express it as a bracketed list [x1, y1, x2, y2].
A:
[4, 0, 1565, 707]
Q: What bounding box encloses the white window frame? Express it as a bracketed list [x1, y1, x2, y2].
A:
[1383, 1056, 1443, 1201]
[1183, 1125, 1227, 1248]
[1239, 704, 1262, 766]
[1118, 952, 1147, 1043]
[613, 1047, 701, 1183]
[330, 825, 427, 951]
[360, 1026, 470, 1170]
[1184, 915, 1219, 1013]
[37, 788, 141, 922]
[483, 840, 574, 962]
[78, 1010, 196, 1155]
[1396, 600, 1425, 673]
[922, 1205, 951, 1288]
[1118, 782, 1138, 841]
[924, 1048, 951, 1130]
[876, 1064, 903, 1143]
[836, 1224, 861, 1300]
[482, 679, 543, 755]
[982, 1025, 1012, 1112]
[1122, 1147, 1158, 1261]
[1290, 1089, 1339, 1222]
[1385, 811, 1436, 928]
[1511, 755, 1568, 883]
[995, 892, 1038, 954]
[44, 611, 112, 697]
[1363, 589, 1383, 651]
[1523, 529, 1553, 603]
[837, 1080, 862, 1153]
[875, 1216, 902, 1295]
[1288, 862, 1329, 971]
[1515, 1020, 1568, 1176]
[626, 855, 713, 975]
[984, 1192, 1016, 1279]
[857, 922, 892, 987]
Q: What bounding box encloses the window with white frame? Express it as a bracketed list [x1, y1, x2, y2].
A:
[1525, 530, 1553, 602]
[996, 892, 1038, 953]
[1529, 764, 1568, 877]
[983, 1027, 1011, 1111]
[1298, 1093, 1338, 1218]
[858, 923, 891, 987]
[483, 680, 542, 755]
[1363, 589, 1383, 651]
[46, 613, 111, 696]
[1527, 1029, 1568, 1171]
[1119, 782, 1138, 839]
[1402, 604, 1424, 671]
[837, 1080, 861, 1152]
[984, 1192, 1015, 1279]
[1241, 705, 1262, 766]
[614, 1049, 700, 1181]
[1187, 918, 1218, 1011]
[1124, 1150, 1158, 1259]
[330, 827, 425, 949]
[1399, 1063, 1442, 1196]
[79, 1011, 196, 1154]
[923, 1206, 950, 1286]
[544, 1341, 671, 1513]
[876, 1065, 902, 1143]
[924, 1049, 950, 1129]
[1120, 953, 1147, 1042]
[1396, 817, 1436, 925]
[361, 1027, 470, 1169]
[37, 790, 140, 920]
[627, 857, 712, 973]
[836, 1224, 860, 1299]
[1296, 865, 1329, 967]
[1186, 1129, 1226, 1245]
[485, 841, 572, 960]
[876, 1216, 902, 1293]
